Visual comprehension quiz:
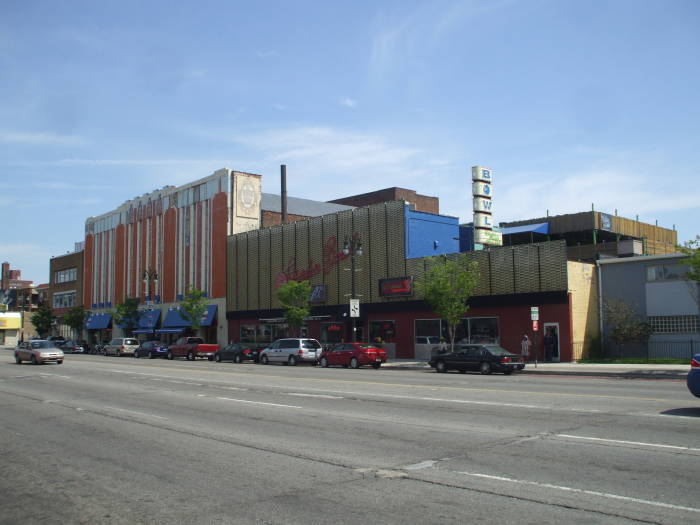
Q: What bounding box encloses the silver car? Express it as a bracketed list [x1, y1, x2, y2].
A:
[259, 338, 322, 366]
[15, 340, 65, 365]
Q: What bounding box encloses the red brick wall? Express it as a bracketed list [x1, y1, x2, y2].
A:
[261, 211, 310, 228]
[329, 188, 439, 214]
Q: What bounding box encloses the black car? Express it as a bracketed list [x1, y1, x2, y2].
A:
[429, 344, 525, 375]
[62, 340, 86, 353]
[214, 343, 259, 363]
[134, 340, 169, 359]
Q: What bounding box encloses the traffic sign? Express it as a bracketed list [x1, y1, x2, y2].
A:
[349, 299, 360, 318]
[530, 306, 539, 321]
[532, 320, 539, 331]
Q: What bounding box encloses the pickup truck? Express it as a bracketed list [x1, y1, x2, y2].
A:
[166, 337, 220, 361]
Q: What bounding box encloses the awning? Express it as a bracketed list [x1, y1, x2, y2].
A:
[154, 327, 185, 334]
[136, 309, 161, 332]
[85, 313, 112, 330]
[501, 222, 549, 235]
[161, 305, 218, 329]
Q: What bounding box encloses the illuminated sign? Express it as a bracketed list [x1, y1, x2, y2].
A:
[379, 277, 413, 297]
[472, 165, 502, 246]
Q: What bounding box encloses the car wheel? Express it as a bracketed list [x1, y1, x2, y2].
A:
[435, 360, 447, 373]
[57, 360, 63, 365]
[134, 351, 140, 358]
[215, 353, 222, 362]
[31, 355, 38, 365]
[187, 352, 194, 361]
[233, 354, 242, 364]
[479, 362, 492, 375]
[372, 362, 381, 369]
[288, 355, 297, 366]
[261, 354, 269, 365]
[15, 354, 21, 364]
[320, 357, 329, 368]
[349, 357, 360, 369]
[167, 351, 173, 360]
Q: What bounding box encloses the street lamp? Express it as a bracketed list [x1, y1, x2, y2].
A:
[143, 268, 158, 305]
[342, 235, 363, 342]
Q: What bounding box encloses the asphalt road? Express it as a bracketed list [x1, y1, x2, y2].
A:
[1, 352, 698, 525]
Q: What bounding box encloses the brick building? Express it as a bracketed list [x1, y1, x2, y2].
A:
[328, 187, 439, 214]
[50, 247, 84, 339]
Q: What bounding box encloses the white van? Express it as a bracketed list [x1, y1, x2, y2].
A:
[259, 338, 322, 365]
[104, 338, 140, 357]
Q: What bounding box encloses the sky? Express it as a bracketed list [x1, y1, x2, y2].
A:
[1, 0, 699, 284]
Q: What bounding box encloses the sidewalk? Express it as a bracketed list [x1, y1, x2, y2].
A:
[383, 359, 689, 379]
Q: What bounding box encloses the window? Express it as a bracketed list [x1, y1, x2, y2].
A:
[647, 264, 687, 281]
[414, 317, 499, 345]
[649, 315, 698, 334]
[469, 318, 499, 344]
[52, 290, 76, 308]
[370, 320, 396, 342]
[55, 268, 77, 284]
[415, 319, 443, 343]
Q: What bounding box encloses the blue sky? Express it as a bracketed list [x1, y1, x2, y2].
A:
[1, 0, 699, 284]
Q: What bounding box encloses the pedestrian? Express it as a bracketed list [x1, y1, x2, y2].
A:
[521, 334, 531, 362]
[439, 337, 448, 353]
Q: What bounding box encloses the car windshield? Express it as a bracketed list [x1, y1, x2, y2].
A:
[484, 345, 510, 356]
[32, 341, 57, 349]
[124, 339, 138, 345]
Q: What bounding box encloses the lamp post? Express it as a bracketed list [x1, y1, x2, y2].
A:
[143, 268, 158, 306]
[342, 235, 363, 342]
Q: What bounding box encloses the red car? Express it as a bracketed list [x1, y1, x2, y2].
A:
[319, 343, 387, 369]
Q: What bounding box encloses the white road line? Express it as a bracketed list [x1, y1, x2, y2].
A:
[403, 460, 438, 470]
[458, 471, 700, 513]
[216, 397, 302, 409]
[104, 407, 168, 420]
[557, 434, 700, 453]
[39, 373, 71, 379]
[220, 386, 247, 391]
[286, 393, 344, 399]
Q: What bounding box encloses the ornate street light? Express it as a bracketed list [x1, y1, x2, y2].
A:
[342, 235, 363, 342]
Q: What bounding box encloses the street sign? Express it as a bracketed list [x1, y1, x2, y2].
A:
[532, 320, 539, 331]
[530, 306, 539, 321]
[349, 299, 360, 318]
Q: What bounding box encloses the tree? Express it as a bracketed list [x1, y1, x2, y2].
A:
[415, 254, 480, 352]
[603, 298, 653, 355]
[64, 305, 87, 340]
[179, 286, 208, 335]
[679, 235, 700, 308]
[277, 280, 311, 337]
[113, 298, 141, 336]
[31, 304, 54, 338]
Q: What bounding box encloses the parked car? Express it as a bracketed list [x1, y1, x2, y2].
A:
[319, 342, 387, 369]
[15, 340, 64, 365]
[429, 344, 525, 375]
[259, 338, 322, 365]
[214, 343, 259, 363]
[687, 353, 700, 398]
[104, 337, 140, 357]
[47, 335, 66, 347]
[134, 340, 169, 359]
[62, 340, 86, 354]
[166, 336, 220, 360]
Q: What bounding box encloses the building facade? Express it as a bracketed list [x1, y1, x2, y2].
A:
[50, 249, 84, 340]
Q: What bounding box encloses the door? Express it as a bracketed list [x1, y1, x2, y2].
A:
[543, 323, 560, 363]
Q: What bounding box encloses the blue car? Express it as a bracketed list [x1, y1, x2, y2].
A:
[134, 340, 169, 359]
[687, 354, 700, 398]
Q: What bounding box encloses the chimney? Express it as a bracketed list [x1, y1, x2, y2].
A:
[281, 164, 288, 224]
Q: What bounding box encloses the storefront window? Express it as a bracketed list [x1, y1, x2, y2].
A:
[370, 320, 396, 343]
[468, 317, 499, 344]
[415, 319, 441, 341]
[240, 325, 257, 343]
[321, 322, 344, 343]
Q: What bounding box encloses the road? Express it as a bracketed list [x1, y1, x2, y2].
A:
[0, 352, 698, 524]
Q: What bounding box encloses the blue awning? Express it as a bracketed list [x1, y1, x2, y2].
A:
[137, 309, 161, 330]
[501, 222, 549, 235]
[161, 305, 218, 328]
[133, 328, 155, 334]
[85, 313, 112, 330]
[155, 327, 185, 334]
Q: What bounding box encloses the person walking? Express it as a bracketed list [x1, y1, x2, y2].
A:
[521, 334, 531, 362]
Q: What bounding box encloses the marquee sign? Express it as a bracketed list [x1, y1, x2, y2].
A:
[379, 277, 413, 297]
[472, 166, 502, 246]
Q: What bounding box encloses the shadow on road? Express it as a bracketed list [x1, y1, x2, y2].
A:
[660, 407, 700, 418]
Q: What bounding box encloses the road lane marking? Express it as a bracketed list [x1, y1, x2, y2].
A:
[215, 397, 302, 409]
[458, 471, 700, 513]
[286, 393, 344, 399]
[104, 407, 168, 420]
[557, 434, 700, 453]
[404, 460, 439, 470]
[39, 373, 72, 379]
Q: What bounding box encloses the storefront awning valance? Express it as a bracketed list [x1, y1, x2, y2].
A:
[137, 309, 161, 330]
[161, 305, 218, 329]
[85, 313, 112, 330]
[154, 327, 185, 334]
[0, 312, 21, 329]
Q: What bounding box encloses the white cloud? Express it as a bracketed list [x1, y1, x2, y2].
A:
[256, 50, 278, 59]
[0, 131, 83, 145]
[340, 97, 357, 108]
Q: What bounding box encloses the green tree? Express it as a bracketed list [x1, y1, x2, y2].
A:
[415, 254, 480, 351]
[64, 305, 87, 340]
[31, 304, 54, 338]
[603, 298, 653, 355]
[277, 280, 311, 337]
[113, 298, 141, 336]
[679, 235, 700, 308]
[179, 286, 208, 335]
